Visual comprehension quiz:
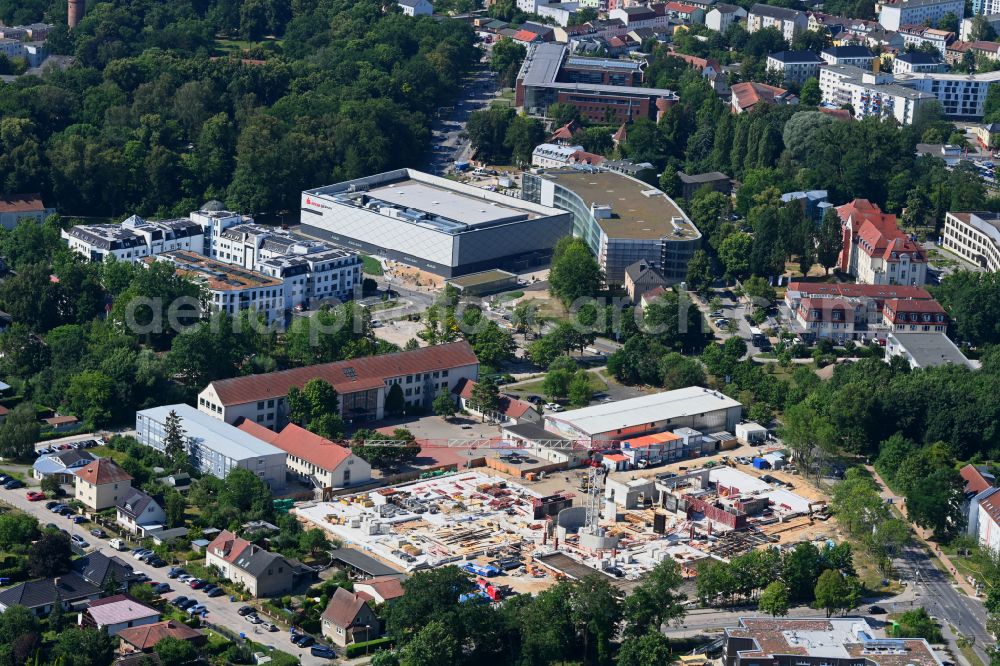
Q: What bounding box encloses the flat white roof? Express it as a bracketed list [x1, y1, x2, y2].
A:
[137, 403, 285, 461]
[545, 386, 741, 437]
[367, 181, 530, 226]
[708, 467, 772, 494]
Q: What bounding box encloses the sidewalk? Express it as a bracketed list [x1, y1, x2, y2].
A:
[865, 465, 980, 598]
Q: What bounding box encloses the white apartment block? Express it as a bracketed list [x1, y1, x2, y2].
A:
[765, 50, 822, 85]
[705, 4, 746, 32]
[894, 70, 1000, 118]
[62, 215, 205, 262]
[942, 211, 1000, 271]
[819, 65, 932, 124]
[820, 45, 876, 69]
[879, 0, 965, 31]
[747, 3, 807, 40]
[532, 143, 586, 168]
[898, 26, 953, 54]
[892, 52, 945, 73]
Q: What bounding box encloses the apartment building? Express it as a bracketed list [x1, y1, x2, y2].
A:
[895, 69, 1000, 118]
[818, 64, 932, 124]
[837, 198, 927, 285]
[820, 45, 876, 68]
[766, 50, 823, 85]
[942, 211, 1000, 271]
[746, 4, 807, 40]
[61, 215, 205, 263]
[893, 52, 945, 73]
[705, 3, 746, 32]
[898, 25, 954, 55]
[882, 298, 948, 334]
[879, 0, 965, 31]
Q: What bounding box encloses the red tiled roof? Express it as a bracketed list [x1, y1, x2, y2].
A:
[731, 82, 789, 111]
[981, 490, 1000, 528]
[961, 464, 995, 495]
[622, 431, 680, 449]
[355, 576, 406, 602]
[819, 107, 853, 121]
[836, 198, 896, 228]
[117, 620, 203, 650]
[513, 29, 539, 41]
[45, 415, 78, 425]
[0, 193, 46, 214]
[570, 150, 605, 165]
[74, 458, 133, 485]
[208, 341, 478, 406]
[206, 529, 253, 565]
[665, 1, 698, 12]
[550, 120, 582, 141]
[882, 298, 947, 324]
[798, 297, 853, 322]
[613, 123, 628, 143]
[454, 378, 534, 420]
[236, 421, 353, 472]
[322, 587, 369, 628]
[786, 282, 932, 301]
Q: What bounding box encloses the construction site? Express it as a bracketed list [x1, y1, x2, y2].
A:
[294, 443, 836, 592]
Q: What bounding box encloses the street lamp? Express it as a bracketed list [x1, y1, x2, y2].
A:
[365, 624, 372, 656]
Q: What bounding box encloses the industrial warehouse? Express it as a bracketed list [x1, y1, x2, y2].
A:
[298, 168, 572, 278]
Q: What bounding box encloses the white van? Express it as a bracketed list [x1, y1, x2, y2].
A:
[109, 538, 127, 551]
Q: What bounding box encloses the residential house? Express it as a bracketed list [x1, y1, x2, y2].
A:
[321, 587, 381, 647]
[205, 530, 296, 597]
[44, 414, 80, 432]
[397, 0, 433, 15]
[624, 259, 668, 303]
[730, 81, 798, 112]
[117, 620, 205, 655]
[766, 50, 823, 85]
[0, 573, 101, 616]
[72, 552, 140, 592]
[747, 4, 807, 40]
[974, 123, 999, 150]
[548, 120, 583, 143]
[454, 378, 542, 425]
[116, 489, 167, 536]
[879, 0, 965, 32]
[664, 2, 705, 24]
[705, 3, 746, 32]
[961, 464, 998, 540]
[354, 576, 406, 605]
[975, 488, 1000, 553]
[81, 594, 159, 637]
[32, 449, 94, 483]
[235, 420, 372, 491]
[820, 44, 876, 68]
[882, 298, 948, 334]
[74, 458, 133, 511]
[608, 6, 670, 29]
[899, 25, 954, 55]
[0, 193, 54, 229]
[893, 52, 945, 73]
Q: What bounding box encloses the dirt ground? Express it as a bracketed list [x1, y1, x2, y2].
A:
[385, 261, 445, 290]
[373, 319, 424, 347]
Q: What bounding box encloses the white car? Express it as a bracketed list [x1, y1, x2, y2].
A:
[547, 403, 563, 412]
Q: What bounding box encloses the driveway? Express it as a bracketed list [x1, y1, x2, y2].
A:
[0, 486, 334, 666]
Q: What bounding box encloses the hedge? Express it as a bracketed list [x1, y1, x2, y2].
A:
[345, 637, 393, 658]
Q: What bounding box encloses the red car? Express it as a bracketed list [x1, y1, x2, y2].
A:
[25, 491, 45, 501]
[188, 579, 205, 589]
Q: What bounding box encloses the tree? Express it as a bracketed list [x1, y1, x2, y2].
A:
[470, 377, 501, 418]
[288, 379, 344, 438]
[800, 78, 821, 106]
[399, 620, 459, 666]
[543, 368, 573, 400]
[154, 636, 199, 666]
[549, 237, 603, 306]
[385, 383, 406, 417]
[758, 581, 790, 617]
[40, 474, 63, 497]
[433, 389, 457, 419]
[659, 352, 705, 390]
[813, 569, 858, 617]
[718, 232, 753, 280]
[905, 468, 966, 542]
[623, 560, 686, 637]
[686, 249, 713, 292]
[51, 626, 115, 666]
[490, 38, 527, 87]
[129, 584, 157, 604]
[165, 490, 187, 529]
[162, 409, 187, 468]
[567, 370, 594, 407]
[0, 402, 39, 461]
[505, 114, 546, 165]
[816, 209, 843, 274]
[937, 11, 959, 33]
[615, 631, 673, 666]
[299, 528, 329, 556]
[0, 512, 38, 549]
[570, 575, 623, 666]
[472, 321, 516, 369]
[970, 14, 998, 41]
[27, 531, 73, 578]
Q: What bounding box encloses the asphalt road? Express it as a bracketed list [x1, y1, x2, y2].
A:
[0, 484, 334, 666]
[892, 542, 992, 665]
[425, 57, 498, 175]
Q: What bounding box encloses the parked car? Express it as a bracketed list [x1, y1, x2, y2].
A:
[263, 622, 278, 632]
[177, 574, 193, 583]
[311, 645, 337, 659]
[25, 491, 45, 501]
[133, 573, 150, 583]
[109, 538, 127, 551]
[168, 568, 186, 579]
[4, 479, 24, 489]
[71, 515, 87, 524]
[45, 501, 59, 510]
[237, 606, 254, 616]
[37, 447, 51, 455]
[70, 535, 89, 548]
[148, 557, 167, 568]
[206, 587, 225, 598]
[132, 549, 152, 560]
[152, 583, 171, 594]
[172, 596, 190, 607]
[202, 584, 217, 594]
[292, 634, 315, 647]
[526, 395, 544, 405]
[187, 604, 206, 615]
[177, 599, 198, 611]
[188, 579, 205, 589]
[49, 504, 66, 513]
[246, 614, 263, 624]
[90, 528, 106, 538]
[867, 605, 886, 615]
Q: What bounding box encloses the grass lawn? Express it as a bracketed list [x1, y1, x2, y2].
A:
[513, 369, 608, 399]
[368, 300, 399, 312]
[497, 290, 524, 302]
[90, 446, 130, 466]
[213, 36, 283, 56]
[362, 255, 384, 276]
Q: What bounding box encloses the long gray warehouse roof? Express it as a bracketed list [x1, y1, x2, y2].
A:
[137, 403, 285, 461]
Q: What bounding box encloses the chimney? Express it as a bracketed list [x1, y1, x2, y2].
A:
[68, 0, 85, 29]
